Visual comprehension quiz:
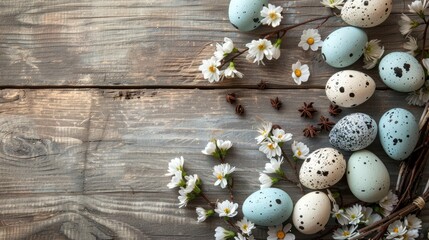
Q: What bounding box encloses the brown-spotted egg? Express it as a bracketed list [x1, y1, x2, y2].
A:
[326, 70, 376, 108]
[299, 148, 346, 189]
[341, 0, 393, 28]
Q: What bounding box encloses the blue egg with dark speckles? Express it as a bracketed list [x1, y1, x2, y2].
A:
[242, 188, 293, 226]
[379, 108, 419, 160]
[228, 0, 268, 32]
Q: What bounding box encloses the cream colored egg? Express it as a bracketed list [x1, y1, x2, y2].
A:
[292, 191, 331, 235]
[341, 0, 393, 28]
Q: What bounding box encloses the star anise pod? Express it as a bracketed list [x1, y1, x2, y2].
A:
[272, 124, 282, 130]
[329, 104, 342, 117]
[318, 116, 335, 132]
[257, 80, 268, 90]
[298, 102, 318, 119]
[226, 93, 237, 104]
[235, 104, 245, 115]
[270, 97, 282, 110]
[303, 125, 319, 138]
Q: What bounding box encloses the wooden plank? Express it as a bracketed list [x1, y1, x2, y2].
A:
[0, 88, 427, 239]
[0, 0, 418, 88]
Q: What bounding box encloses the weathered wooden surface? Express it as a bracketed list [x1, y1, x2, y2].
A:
[0, 0, 428, 239]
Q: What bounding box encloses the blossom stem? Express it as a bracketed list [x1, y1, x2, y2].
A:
[422, 22, 429, 60]
[228, 177, 234, 201]
[220, 49, 248, 68]
[200, 192, 216, 208]
[281, 149, 304, 193]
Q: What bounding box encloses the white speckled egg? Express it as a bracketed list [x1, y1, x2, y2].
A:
[341, 0, 393, 28]
[299, 148, 346, 189]
[325, 70, 376, 108]
[322, 27, 368, 68]
[379, 108, 419, 161]
[347, 150, 390, 202]
[329, 113, 378, 151]
[292, 191, 331, 234]
[379, 52, 425, 92]
[228, 0, 268, 32]
[242, 188, 293, 226]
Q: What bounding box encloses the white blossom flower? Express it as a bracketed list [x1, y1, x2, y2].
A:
[291, 141, 310, 160]
[217, 139, 233, 151]
[202, 141, 217, 155]
[166, 156, 185, 176]
[403, 36, 419, 56]
[404, 214, 422, 230]
[407, 89, 427, 106]
[292, 60, 310, 85]
[271, 128, 293, 143]
[272, 39, 282, 60]
[236, 217, 255, 235]
[184, 174, 199, 193]
[196, 207, 214, 223]
[404, 229, 419, 240]
[178, 188, 190, 208]
[267, 224, 295, 240]
[321, 0, 344, 9]
[298, 29, 323, 51]
[260, 4, 283, 27]
[408, 0, 429, 16]
[256, 122, 273, 144]
[361, 207, 382, 226]
[215, 226, 236, 240]
[379, 190, 399, 216]
[259, 139, 282, 159]
[224, 62, 243, 79]
[214, 37, 235, 61]
[345, 204, 364, 225]
[215, 200, 239, 218]
[213, 163, 236, 189]
[234, 233, 245, 240]
[363, 39, 384, 69]
[423, 58, 429, 71]
[199, 57, 222, 83]
[399, 14, 419, 36]
[259, 173, 278, 189]
[246, 39, 273, 65]
[263, 157, 284, 174]
[386, 220, 408, 239]
[332, 225, 358, 239]
[331, 203, 349, 226]
[167, 171, 184, 189]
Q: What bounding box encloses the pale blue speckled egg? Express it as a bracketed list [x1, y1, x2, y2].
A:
[378, 52, 425, 92]
[242, 188, 293, 226]
[322, 27, 368, 68]
[329, 113, 378, 151]
[379, 108, 419, 161]
[228, 0, 268, 32]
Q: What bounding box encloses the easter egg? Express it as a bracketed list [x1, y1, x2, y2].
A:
[322, 27, 368, 68]
[325, 70, 376, 108]
[242, 188, 293, 226]
[347, 150, 390, 202]
[379, 52, 425, 92]
[292, 191, 331, 234]
[379, 108, 419, 160]
[299, 148, 346, 189]
[341, 0, 393, 28]
[228, 0, 268, 32]
[329, 113, 378, 151]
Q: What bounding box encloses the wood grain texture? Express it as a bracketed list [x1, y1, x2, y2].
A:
[0, 88, 427, 239]
[0, 0, 420, 88]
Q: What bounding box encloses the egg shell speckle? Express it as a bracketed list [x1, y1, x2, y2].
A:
[379, 108, 419, 161]
[379, 52, 425, 92]
[292, 191, 331, 235]
[228, 0, 268, 32]
[347, 150, 390, 202]
[242, 188, 293, 226]
[299, 148, 346, 189]
[329, 113, 378, 151]
[341, 0, 393, 28]
[325, 70, 376, 108]
[322, 27, 368, 68]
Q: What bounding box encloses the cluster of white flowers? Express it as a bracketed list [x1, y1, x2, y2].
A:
[202, 139, 233, 160]
[256, 122, 293, 159]
[267, 223, 295, 240]
[320, 0, 345, 10]
[329, 190, 401, 239]
[363, 39, 385, 69]
[406, 59, 429, 106]
[385, 214, 422, 240]
[214, 216, 256, 240]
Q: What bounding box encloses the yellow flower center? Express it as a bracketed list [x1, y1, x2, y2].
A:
[297, 149, 302, 156]
[242, 224, 248, 230]
[209, 65, 217, 73]
[277, 230, 285, 239]
[343, 231, 350, 236]
[224, 208, 230, 214]
[393, 227, 399, 233]
[294, 69, 302, 77]
[269, 12, 278, 20]
[277, 134, 283, 139]
[307, 37, 315, 45]
[350, 214, 356, 219]
[258, 43, 266, 51]
[217, 174, 223, 180]
[268, 143, 275, 150]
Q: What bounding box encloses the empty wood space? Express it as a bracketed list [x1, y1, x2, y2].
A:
[0, 0, 427, 239]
